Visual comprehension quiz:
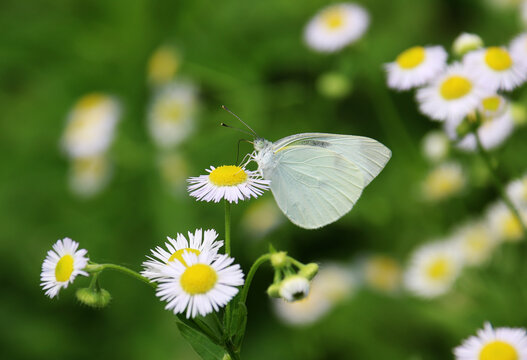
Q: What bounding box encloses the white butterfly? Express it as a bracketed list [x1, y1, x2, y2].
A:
[250, 133, 391, 229]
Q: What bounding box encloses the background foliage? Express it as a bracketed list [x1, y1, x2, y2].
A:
[1, 0, 526, 359]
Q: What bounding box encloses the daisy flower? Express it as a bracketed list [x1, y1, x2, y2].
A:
[272, 263, 354, 325]
[487, 202, 527, 243]
[510, 33, 527, 69]
[453, 33, 483, 57]
[142, 229, 224, 282]
[188, 165, 270, 204]
[279, 275, 310, 302]
[148, 82, 197, 149]
[451, 221, 498, 266]
[303, 3, 369, 53]
[404, 241, 463, 298]
[385, 46, 447, 90]
[454, 322, 527, 360]
[445, 96, 515, 152]
[61, 93, 121, 159]
[506, 175, 527, 208]
[421, 130, 450, 163]
[464, 46, 527, 91]
[416, 63, 492, 123]
[40, 238, 89, 298]
[155, 251, 244, 318]
[68, 155, 112, 198]
[361, 254, 402, 293]
[422, 162, 466, 201]
[147, 45, 181, 87]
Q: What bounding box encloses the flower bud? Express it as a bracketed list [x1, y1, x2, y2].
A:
[270, 251, 289, 269]
[267, 283, 281, 298]
[298, 263, 319, 280]
[76, 287, 112, 308]
[452, 33, 483, 57]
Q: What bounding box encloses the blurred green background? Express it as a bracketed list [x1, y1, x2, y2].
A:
[2, 0, 527, 359]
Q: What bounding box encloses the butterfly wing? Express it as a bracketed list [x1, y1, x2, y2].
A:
[268, 144, 364, 229]
[273, 133, 391, 186]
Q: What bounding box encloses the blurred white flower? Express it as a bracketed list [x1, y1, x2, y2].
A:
[148, 82, 197, 149]
[304, 3, 369, 53]
[487, 201, 527, 243]
[404, 241, 463, 298]
[360, 254, 402, 293]
[510, 33, 527, 69]
[464, 46, 527, 91]
[507, 175, 527, 208]
[61, 93, 121, 158]
[68, 155, 112, 198]
[272, 263, 355, 326]
[385, 46, 447, 90]
[241, 198, 284, 239]
[147, 45, 181, 87]
[416, 63, 492, 123]
[422, 162, 466, 201]
[451, 221, 498, 266]
[452, 33, 483, 57]
[454, 322, 527, 360]
[445, 97, 515, 152]
[421, 130, 450, 163]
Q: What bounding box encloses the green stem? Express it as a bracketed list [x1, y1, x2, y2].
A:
[473, 130, 527, 234]
[240, 254, 272, 304]
[86, 263, 156, 289]
[225, 200, 232, 255]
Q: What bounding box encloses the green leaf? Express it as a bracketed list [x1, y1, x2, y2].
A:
[229, 302, 248, 348]
[176, 321, 225, 360]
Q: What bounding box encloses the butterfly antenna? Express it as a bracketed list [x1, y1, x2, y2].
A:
[221, 105, 259, 138]
[220, 122, 253, 137]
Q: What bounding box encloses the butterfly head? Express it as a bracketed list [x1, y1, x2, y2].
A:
[253, 138, 271, 152]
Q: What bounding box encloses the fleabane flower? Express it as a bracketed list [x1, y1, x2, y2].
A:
[148, 82, 197, 149]
[464, 46, 527, 91]
[422, 162, 466, 201]
[68, 155, 112, 198]
[361, 254, 402, 293]
[385, 46, 447, 90]
[454, 322, 527, 360]
[61, 93, 121, 158]
[304, 3, 369, 53]
[421, 130, 450, 163]
[453, 33, 483, 57]
[445, 95, 515, 152]
[142, 229, 224, 282]
[507, 175, 527, 208]
[487, 202, 527, 243]
[510, 33, 527, 69]
[404, 241, 463, 298]
[416, 63, 492, 123]
[279, 275, 311, 302]
[40, 238, 89, 298]
[188, 165, 270, 204]
[155, 251, 244, 318]
[451, 221, 498, 266]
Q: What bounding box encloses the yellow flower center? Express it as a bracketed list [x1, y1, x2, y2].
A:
[209, 166, 247, 186]
[482, 96, 502, 112]
[167, 248, 201, 266]
[440, 76, 473, 100]
[321, 8, 345, 30]
[76, 93, 106, 110]
[426, 257, 451, 280]
[158, 101, 183, 124]
[502, 214, 522, 241]
[485, 47, 513, 71]
[55, 255, 74, 282]
[180, 264, 218, 295]
[396, 46, 426, 69]
[479, 340, 518, 360]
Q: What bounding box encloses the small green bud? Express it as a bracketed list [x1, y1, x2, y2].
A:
[316, 72, 352, 99]
[76, 287, 112, 308]
[511, 102, 527, 126]
[266, 283, 281, 298]
[299, 263, 319, 280]
[270, 251, 289, 268]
